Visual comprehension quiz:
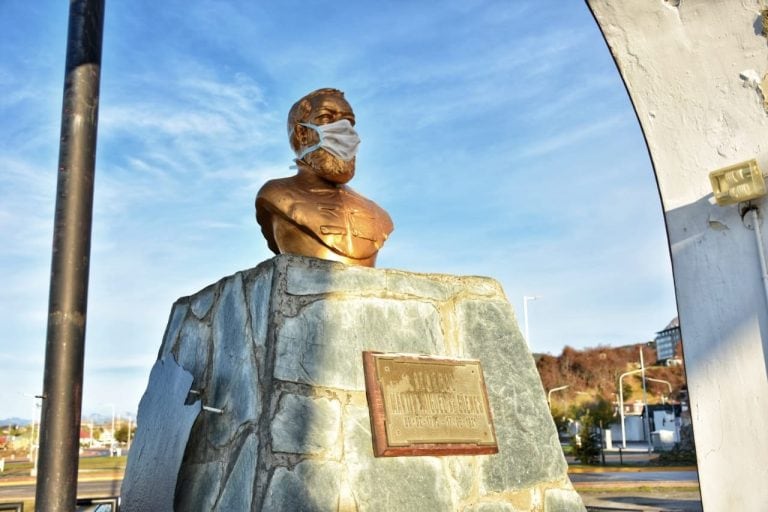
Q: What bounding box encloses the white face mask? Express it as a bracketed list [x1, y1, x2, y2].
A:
[294, 119, 360, 161]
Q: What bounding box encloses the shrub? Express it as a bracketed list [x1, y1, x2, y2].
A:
[570, 413, 602, 465]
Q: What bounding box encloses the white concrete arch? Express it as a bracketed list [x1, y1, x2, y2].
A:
[587, 1, 768, 509]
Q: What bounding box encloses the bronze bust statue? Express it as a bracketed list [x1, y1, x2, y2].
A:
[256, 88, 394, 267]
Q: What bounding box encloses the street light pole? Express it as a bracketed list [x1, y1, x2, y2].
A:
[645, 377, 673, 396]
[618, 368, 646, 449]
[618, 364, 671, 449]
[32, 400, 41, 477]
[523, 296, 540, 347]
[36, 2, 105, 509]
[106, 403, 115, 456]
[29, 399, 37, 478]
[547, 385, 570, 408]
[127, 414, 133, 452]
[20, 393, 42, 477]
[640, 348, 652, 453]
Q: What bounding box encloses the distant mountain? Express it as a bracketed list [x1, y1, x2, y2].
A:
[0, 413, 122, 429]
[81, 413, 113, 425]
[0, 417, 31, 427]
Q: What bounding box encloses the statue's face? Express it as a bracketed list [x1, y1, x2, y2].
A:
[305, 92, 355, 128]
[296, 93, 357, 184]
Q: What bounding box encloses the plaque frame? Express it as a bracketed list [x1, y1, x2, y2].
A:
[362, 351, 499, 457]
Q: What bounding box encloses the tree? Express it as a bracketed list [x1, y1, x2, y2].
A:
[567, 397, 614, 465]
[114, 425, 127, 443]
[114, 424, 135, 444]
[570, 410, 602, 465]
[585, 396, 615, 427]
[621, 381, 633, 401]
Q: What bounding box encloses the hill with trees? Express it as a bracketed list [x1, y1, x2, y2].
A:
[534, 342, 690, 464]
[535, 342, 687, 408]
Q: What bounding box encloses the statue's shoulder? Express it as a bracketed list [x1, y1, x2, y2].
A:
[256, 177, 299, 211]
[255, 177, 302, 254]
[255, 176, 393, 259]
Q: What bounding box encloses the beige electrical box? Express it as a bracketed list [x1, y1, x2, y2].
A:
[709, 159, 766, 206]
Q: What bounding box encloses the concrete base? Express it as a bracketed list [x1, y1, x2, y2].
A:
[122, 255, 584, 511]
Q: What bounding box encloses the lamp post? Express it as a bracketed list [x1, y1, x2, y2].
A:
[31, 400, 41, 477]
[639, 348, 652, 453]
[36, 2, 105, 509]
[645, 377, 673, 397]
[127, 414, 133, 452]
[645, 376, 675, 439]
[108, 404, 115, 456]
[20, 393, 42, 477]
[523, 296, 540, 347]
[617, 366, 672, 449]
[618, 368, 645, 448]
[547, 385, 570, 408]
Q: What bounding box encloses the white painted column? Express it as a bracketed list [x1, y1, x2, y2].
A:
[587, 1, 768, 509]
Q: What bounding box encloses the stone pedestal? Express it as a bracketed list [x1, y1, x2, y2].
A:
[122, 255, 584, 511]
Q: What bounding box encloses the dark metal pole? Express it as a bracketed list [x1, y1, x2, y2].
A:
[35, 1, 105, 510]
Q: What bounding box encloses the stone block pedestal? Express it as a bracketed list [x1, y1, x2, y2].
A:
[122, 255, 584, 511]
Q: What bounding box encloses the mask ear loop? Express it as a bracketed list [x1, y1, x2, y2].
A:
[295, 123, 325, 160]
[288, 125, 300, 169]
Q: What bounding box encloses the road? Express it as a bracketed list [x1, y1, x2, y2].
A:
[2, 476, 703, 512]
[1, 467, 700, 510]
[581, 490, 703, 512]
[570, 470, 698, 484]
[572, 469, 701, 511]
[0, 478, 122, 502]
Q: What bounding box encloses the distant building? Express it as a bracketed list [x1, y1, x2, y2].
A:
[79, 428, 94, 447]
[99, 430, 115, 444]
[655, 317, 681, 363]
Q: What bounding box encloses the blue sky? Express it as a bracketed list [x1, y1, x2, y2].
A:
[0, 0, 676, 419]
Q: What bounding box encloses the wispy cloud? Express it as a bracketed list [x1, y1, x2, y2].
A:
[517, 114, 628, 160]
[0, 0, 676, 418]
[0, 158, 55, 253]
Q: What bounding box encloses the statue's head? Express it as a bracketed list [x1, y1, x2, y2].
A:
[288, 88, 357, 184]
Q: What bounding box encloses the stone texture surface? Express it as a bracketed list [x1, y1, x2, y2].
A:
[120, 358, 201, 512]
[214, 433, 259, 511]
[271, 394, 342, 456]
[263, 461, 343, 511]
[463, 504, 516, 512]
[274, 298, 444, 389]
[544, 489, 586, 512]
[123, 255, 583, 511]
[174, 461, 223, 512]
[457, 300, 567, 492]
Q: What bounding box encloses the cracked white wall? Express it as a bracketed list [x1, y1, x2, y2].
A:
[588, 0, 768, 509]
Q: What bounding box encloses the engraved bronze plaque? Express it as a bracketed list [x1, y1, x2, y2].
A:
[363, 352, 499, 457]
